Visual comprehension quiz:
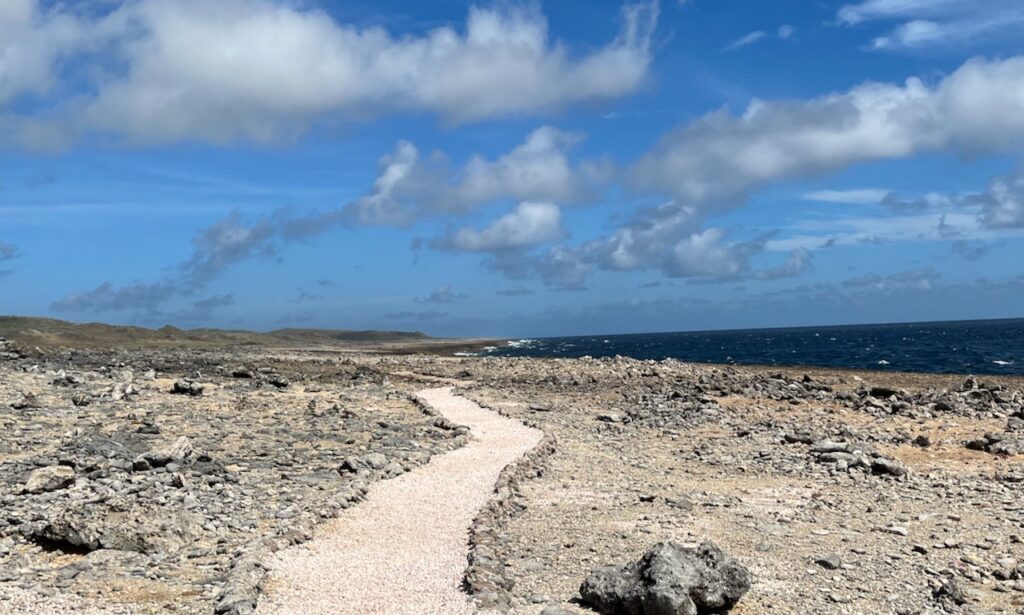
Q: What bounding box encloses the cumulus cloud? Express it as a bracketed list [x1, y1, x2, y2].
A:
[50, 124, 601, 313]
[559, 201, 766, 283]
[511, 55, 1024, 290]
[472, 201, 793, 289]
[632, 56, 1024, 213]
[3, 0, 657, 147]
[290, 127, 606, 228]
[438, 202, 564, 252]
[973, 167, 1024, 229]
[837, 0, 1024, 51]
[0, 0, 89, 106]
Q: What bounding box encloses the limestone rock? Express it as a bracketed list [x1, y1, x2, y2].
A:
[24, 465, 75, 494]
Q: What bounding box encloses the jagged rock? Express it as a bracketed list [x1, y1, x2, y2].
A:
[869, 386, 900, 399]
[26, 506, 197, 554]
[10, 392, 41, 410]
[136, 436, 194, 469]
[171, 379, 204, 396]
[580, 541, 752, 615]
[214, 549, 268, 615]
[24, 465, 75, 493]
[871, 456, 908, 476]
[933, 578, 971, 606]
[339, 452, 389, 473]
[815, 554, 842, 570]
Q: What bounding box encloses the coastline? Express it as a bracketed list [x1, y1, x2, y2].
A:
[2, 339, 1023, 614]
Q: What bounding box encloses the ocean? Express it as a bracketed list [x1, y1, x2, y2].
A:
[473, 318, 1024, 375]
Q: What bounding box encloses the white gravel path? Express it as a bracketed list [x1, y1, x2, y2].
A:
[255, 386, 543, 615]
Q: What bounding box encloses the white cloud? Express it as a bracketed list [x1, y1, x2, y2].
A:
[0, 0, 90, 106]
[777, 25, 795, 39]
[663, 228, 760, 277]
[803, 189, 890, 205]
[838, 0, 965, 25]
[336, 127, 607, 226]
[838, 0, 1024, 51]
[632, 56, 1024, 213]
[723, 30, 766, 51]
[973, 167, 1024, 229]
[3, 0, 658, 146]
[534, 201, 768, 284]
[443, 202, 564, 252]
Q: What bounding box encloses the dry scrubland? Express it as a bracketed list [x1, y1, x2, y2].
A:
[1, 326, 1024, 614]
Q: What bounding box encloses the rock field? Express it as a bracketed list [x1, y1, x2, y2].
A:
[0, 339, 465, 614]
[3, 335, 1024, 614]
[390, 354, 1024, 615]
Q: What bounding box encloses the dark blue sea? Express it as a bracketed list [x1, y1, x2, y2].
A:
[475, 318, 1024, 375]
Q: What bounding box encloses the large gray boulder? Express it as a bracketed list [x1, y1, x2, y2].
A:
[580, 541, 751, 615]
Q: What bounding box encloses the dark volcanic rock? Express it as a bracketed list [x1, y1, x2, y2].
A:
[580, 541, 752, 615]
[171, 379, 204, 396]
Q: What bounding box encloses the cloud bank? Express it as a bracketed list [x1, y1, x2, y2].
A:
[2, 0, 658, 147]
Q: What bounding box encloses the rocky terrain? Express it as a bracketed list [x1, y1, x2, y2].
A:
[0, 338, 467, 614]
[373, 354, 1024, 615]
[3, 333, 1024, 614]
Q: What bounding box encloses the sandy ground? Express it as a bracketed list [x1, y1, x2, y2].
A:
[255, 387, 543, 615]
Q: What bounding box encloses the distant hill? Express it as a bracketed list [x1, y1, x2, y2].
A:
[0, 316, 448, 351]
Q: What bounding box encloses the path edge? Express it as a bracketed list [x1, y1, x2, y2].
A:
[459, 387, 558, 612]
[214, 391, 467, 615]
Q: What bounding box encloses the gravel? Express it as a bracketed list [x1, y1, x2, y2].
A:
[255, 386, 543, 615]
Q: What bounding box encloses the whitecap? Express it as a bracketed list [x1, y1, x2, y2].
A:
[877, 359, 891, 365]
[993, 360, 1014, 366]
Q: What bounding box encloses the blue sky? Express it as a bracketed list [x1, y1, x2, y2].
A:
[2, 0, 1024, 337]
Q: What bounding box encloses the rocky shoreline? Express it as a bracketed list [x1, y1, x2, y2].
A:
[3, 338, 1024, 614]
[445, 356, 1024, 614]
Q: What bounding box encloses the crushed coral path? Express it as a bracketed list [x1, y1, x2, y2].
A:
[256, 386, 543, 615]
